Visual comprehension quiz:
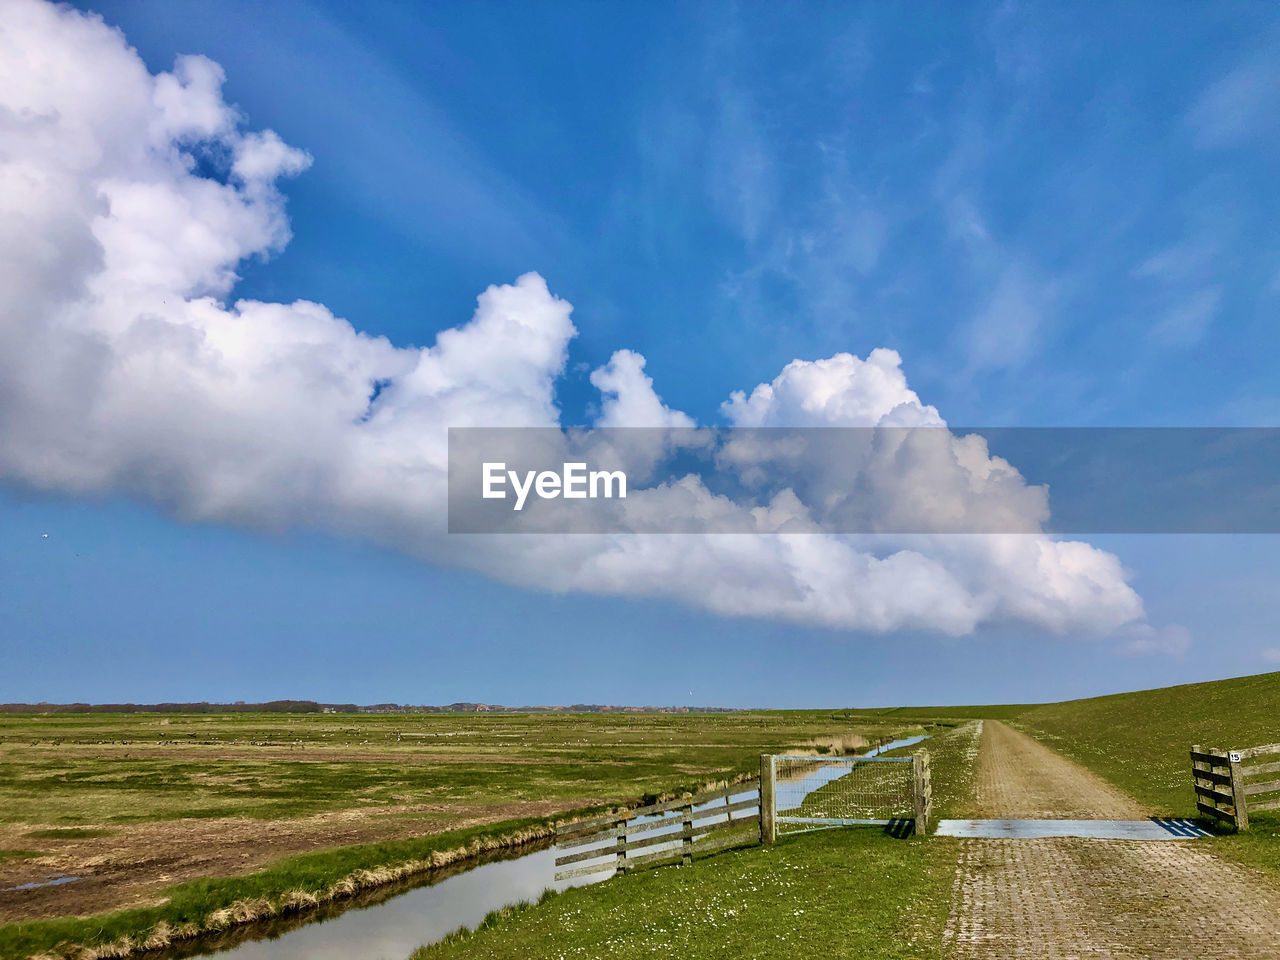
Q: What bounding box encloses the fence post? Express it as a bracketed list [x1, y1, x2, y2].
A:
[1228, 751, 1250, 832]
[682, 803, 694, 865]
[615, 818, 627, 876]
[912, 752, 930, 836]
[759, 754, 776, 846]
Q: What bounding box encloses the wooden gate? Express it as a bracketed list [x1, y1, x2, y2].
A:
[1191, 741, 1280, 830]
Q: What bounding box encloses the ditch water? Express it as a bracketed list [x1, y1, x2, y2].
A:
[155, 842, 594, 960]
[153, 734, 930, 960]
[0, 875, 79, 892]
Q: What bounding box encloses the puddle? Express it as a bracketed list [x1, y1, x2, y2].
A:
[1, 875, 80, 892]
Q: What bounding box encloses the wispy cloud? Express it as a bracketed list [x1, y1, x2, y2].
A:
[1115, 624, 1192, 659]
[1186, 46, 1280, 150]
[962, 263, 1059, 375]
[1148, 287, 1220, 348]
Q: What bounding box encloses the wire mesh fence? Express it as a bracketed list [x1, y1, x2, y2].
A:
[773, 754, 916, 834]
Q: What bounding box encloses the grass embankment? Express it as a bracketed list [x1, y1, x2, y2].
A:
[412, 720, 983, 960]
[912, 721, 982, 821]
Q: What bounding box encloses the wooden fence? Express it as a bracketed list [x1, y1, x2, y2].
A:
[554, 780, 762, 881]
[1191, 741, 1280, 831]
[556, 748, 935, 882]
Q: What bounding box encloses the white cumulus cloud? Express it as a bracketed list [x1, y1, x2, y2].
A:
[0, 0, 1164, 642]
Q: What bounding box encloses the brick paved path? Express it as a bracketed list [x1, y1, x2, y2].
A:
[947, 721, 1280, 959]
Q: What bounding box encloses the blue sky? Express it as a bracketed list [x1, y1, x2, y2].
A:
[2, 0, 1279, 706]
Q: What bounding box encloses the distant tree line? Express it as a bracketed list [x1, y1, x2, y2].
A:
[0, 701, 740, 714]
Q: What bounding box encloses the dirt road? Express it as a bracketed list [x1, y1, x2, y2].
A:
[970, 720, 1150, 820]
[947, 721, 1280, 959]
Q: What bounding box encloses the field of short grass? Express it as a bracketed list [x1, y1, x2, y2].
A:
[0, 711, 909, 828]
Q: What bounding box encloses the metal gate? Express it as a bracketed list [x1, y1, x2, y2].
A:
[761, 751, 930, 839]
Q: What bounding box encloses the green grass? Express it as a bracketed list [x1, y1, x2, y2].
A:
[842, 704, 1036, 722]
[412, 829, 959, 960]
[0, 850, 39, 866]
[909, 721, 983, 821]
[1211, 811, 1280, 879]
[21, 828, 112, 840]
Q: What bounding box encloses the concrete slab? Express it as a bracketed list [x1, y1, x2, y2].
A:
[935, 818, 1213, 840]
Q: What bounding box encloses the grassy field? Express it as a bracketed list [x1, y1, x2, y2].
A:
[0, 711, 911, 828]
[3, 674, 1277, 958]
[907, 721, 982, 821]
[0, 710, 916, 957]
